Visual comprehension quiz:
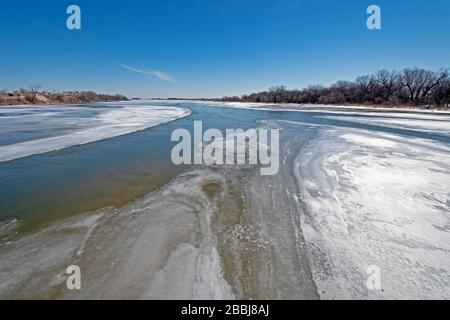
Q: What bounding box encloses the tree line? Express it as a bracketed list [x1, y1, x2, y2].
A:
[221, 67, 450, 109]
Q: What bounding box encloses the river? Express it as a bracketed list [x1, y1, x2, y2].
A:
[0, 101, 449, 299]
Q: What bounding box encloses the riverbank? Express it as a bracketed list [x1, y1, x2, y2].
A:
[0, 91, 128, 106]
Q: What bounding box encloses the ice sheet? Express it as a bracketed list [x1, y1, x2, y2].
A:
[1, 102, 449, 299]
[0, 104, 191, 162]
[0, 169, 234, 299]
[322, 115, 450, 135]
[189, 100, 450, 115]
[296, 128, 450, 299]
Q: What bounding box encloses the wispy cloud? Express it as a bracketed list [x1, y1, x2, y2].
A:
[120, 64, 175, 82]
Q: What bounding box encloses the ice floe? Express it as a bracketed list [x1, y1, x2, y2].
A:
[296, 128, 450, 299]
[0, 104, 191, 162]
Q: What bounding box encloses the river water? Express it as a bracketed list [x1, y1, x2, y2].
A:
[0, 101, 449, 299]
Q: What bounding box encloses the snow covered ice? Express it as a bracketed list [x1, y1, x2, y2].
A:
[296, 128, 450, 299]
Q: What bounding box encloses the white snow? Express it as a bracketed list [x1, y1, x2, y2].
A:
[323, 115, 450, 135]
[296, 128, 450, 299]
[0, 104, 191, 163]
[188, 100, 450, 115]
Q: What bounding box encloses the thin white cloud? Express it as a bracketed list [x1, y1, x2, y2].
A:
[120, 64, 175, 82]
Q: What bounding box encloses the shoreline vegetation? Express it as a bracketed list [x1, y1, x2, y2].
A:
[0, 85, 128, 106]
[166, 67, 450, 111]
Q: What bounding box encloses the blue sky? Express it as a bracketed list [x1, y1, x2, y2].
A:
[0, 0, 449, 98]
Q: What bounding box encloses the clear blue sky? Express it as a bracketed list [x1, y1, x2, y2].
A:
[0, 0, 449, 98]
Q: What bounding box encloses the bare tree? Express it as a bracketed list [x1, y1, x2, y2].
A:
[431, 77, 450, 108]
[355, 75, 376, 103]
[401, 68, 448, 105]
[29, 83, 43, 104]
[376, 70, 400, 102]
[269, 85, 287, 103]
[419, 69, 448, 103]
[219, 67, 448, 109]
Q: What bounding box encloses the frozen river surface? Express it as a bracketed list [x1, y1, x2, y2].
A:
[0, 101, 449, 299]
